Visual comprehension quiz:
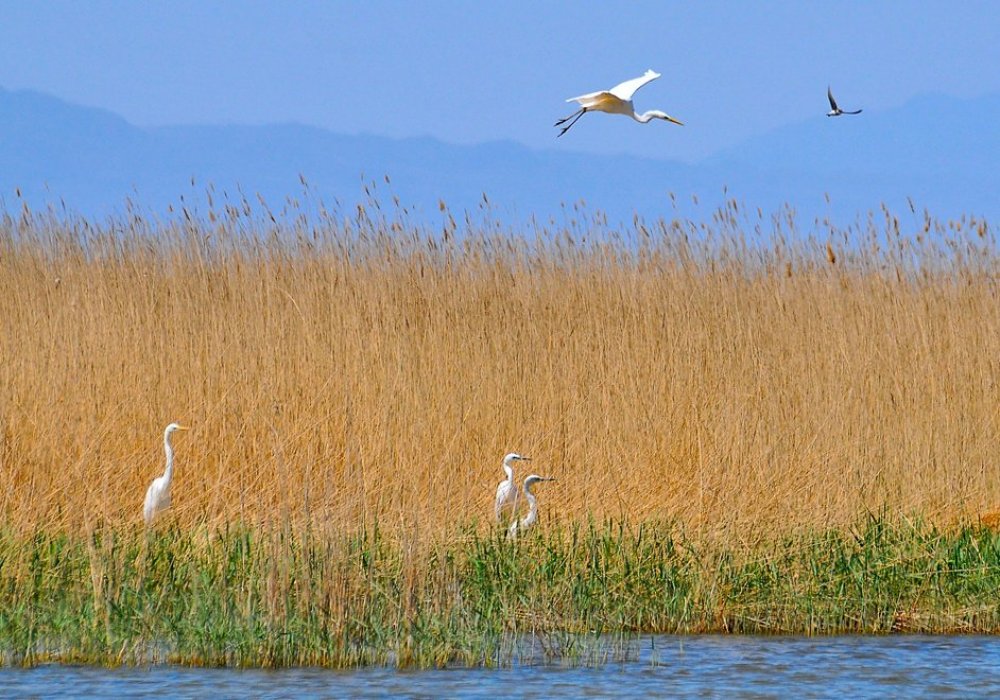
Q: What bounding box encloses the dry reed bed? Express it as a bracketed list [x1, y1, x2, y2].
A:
[0, 203, 997, 543]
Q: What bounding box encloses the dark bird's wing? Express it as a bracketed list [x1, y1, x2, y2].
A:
[827, 86, 839, 111]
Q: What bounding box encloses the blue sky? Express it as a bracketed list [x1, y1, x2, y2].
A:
[2, 1, 999, 164]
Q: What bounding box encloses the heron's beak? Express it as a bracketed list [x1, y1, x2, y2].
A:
[177, 425, 190, 431]
[522, 456, 532, 461]
[667, 116, 684, 126]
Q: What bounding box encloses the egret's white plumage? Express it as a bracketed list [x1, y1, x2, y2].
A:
[826, 86, 862, 117]
[495, 452, 531, 522]
[556, 69, 684, 137]
[143, 422, 189, 525]
[507, 474, 555, 539]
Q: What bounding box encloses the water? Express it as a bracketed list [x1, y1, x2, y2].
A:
[3, 636, 999, 698]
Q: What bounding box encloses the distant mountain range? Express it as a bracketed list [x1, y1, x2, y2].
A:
[1, 86, 998, 227]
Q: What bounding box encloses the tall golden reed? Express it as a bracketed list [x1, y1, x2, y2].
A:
[0, 198, 997, 544]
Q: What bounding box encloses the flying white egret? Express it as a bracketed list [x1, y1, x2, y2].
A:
[143, 422, 189, 525]
[495, 452, 531, 522]
[555, 69, 684, 137]
[507, 474, 555, 539]
[826, 86, 862, 117]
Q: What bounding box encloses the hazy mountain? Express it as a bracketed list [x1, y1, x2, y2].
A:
[1, 86, 998, 227]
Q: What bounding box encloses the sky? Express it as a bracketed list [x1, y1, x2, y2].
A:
[1, 1, 999, 164]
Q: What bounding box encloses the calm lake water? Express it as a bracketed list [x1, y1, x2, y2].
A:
[3, 635, 999, 698]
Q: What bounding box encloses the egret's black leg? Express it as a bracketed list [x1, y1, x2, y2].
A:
[554, 107, 584, 126]
[556, 109, 587, 137]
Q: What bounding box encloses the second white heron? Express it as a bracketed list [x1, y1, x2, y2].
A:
[507, 474, 556, 538]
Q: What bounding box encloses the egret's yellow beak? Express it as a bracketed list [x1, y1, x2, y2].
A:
[176, 425, 190, 431]
[668, 116, 684, 126]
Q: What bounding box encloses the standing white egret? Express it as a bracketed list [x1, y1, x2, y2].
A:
[143, 422, 189, 525]
[494, 452, 531, 522]
[826, 86, 862, 116]
[555, 69, 684, 137]
[507, 474, 555, 539]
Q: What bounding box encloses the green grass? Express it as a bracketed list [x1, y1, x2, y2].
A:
[2, 516, 1000, 668]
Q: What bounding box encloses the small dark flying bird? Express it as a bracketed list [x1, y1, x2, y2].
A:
[827, 86, 862, 117]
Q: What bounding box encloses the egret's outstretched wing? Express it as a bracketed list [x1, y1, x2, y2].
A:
[566, 90, 610, 104]
[609, 70, 661, 101]
[827, 86, 839, 111]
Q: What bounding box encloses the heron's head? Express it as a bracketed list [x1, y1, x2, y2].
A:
[165, 422, 190, 435]
[523, 474, 555, 490]
[503, 452, 531, 465]
[649, 110, 684, 126]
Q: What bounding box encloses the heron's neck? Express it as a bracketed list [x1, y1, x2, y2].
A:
[163, 433, 175, 483]
[525, 490, 537, 510]
[633, 110, 656, 124]
[503, 464, 514, 482]
[523, 482, 537, 507]
[521, 491, 538, 526]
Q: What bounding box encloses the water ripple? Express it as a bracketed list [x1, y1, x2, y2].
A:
[2, 636, 999, 699]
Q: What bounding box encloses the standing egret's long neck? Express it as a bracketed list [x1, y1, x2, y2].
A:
[163, 430, 175, 484]
[503, 464, 514, 482]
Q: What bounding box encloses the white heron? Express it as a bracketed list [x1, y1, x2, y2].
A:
[555, 69, 684, 137]
[143, 422, 189, 525]
[507, 474, 555, 539]
[826, 86, 862, 117]
[494, 452, 531, 522]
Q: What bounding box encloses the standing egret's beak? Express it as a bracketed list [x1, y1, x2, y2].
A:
[176, 425, 190, 431]
[521, 456, 532, 461]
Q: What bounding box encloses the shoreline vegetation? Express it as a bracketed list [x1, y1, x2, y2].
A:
[1, 195, 998, 666]
[3, 518, 1000, 668]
